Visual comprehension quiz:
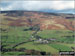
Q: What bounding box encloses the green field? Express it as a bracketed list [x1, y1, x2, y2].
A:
[37, 30, 74, 43]
[1, 26, 75, 55]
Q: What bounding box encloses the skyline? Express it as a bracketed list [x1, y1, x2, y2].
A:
[0, 0, 74, 14]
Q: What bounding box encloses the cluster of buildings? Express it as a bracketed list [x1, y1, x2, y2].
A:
[31, 35, 56, 44]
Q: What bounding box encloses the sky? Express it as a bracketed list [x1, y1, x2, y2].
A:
[0, 0, 75, 14]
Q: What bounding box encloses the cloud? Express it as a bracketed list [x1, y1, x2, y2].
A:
[0, 0, 74, 11]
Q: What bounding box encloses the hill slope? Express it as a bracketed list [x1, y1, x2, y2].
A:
[0, 11, 75, 30]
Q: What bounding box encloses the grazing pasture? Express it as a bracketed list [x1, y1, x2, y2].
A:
[1, 26, 74, 55]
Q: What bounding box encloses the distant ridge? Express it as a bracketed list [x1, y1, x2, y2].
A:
[0, 10, 74, 15]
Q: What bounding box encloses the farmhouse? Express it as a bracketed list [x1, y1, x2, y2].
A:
[34, 38, 49, 44]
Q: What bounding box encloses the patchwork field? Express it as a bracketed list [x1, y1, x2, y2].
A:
[1, 26, 75, 55]
[0, 11, 75, 56]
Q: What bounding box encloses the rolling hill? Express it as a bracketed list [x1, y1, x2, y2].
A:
[0, 11, 75, 30]
[0, 11, 75, 55]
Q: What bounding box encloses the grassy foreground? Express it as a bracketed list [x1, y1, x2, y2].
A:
[1, 26, 75, 55]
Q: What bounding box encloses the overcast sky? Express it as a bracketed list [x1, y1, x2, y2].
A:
[0, 0, 74, 14]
